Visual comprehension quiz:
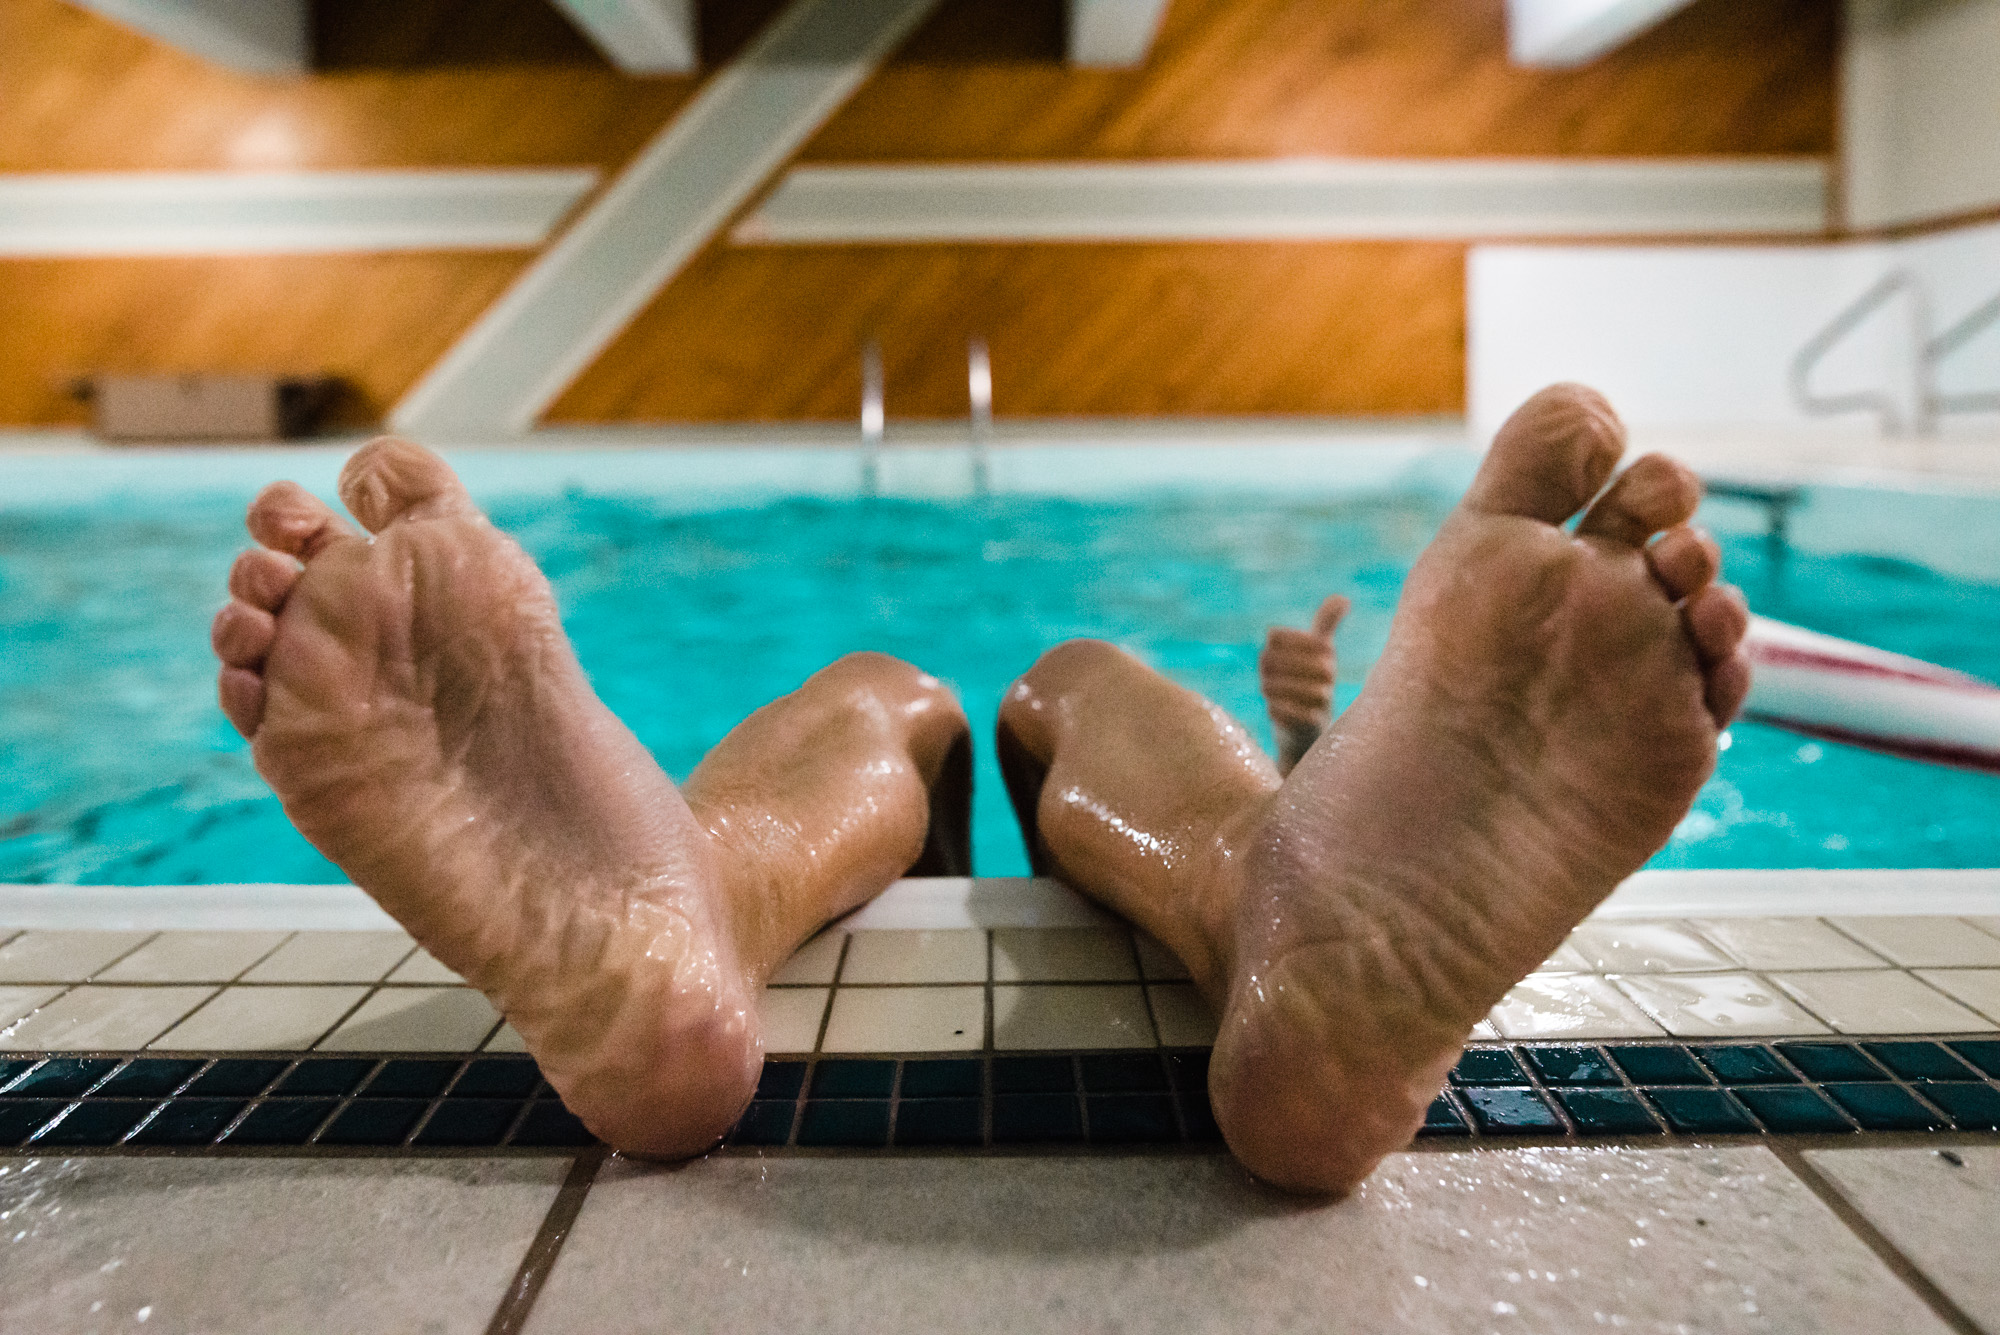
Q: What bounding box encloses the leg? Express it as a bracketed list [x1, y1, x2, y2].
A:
[211, 437, 967, 1158]
[1001, 385, 1749, 1195]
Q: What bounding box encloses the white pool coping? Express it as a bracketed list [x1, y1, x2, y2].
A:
[2, 870, 1997, 934]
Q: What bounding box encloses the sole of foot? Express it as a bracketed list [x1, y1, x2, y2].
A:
[211, 437, 964, 1158]
[1209, 384, 1750, 1193]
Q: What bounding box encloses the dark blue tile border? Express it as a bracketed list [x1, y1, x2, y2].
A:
[1, 1038, 1998, 1154]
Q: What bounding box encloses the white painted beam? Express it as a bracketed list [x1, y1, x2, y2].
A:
[1505, 0, 1695, 68]
[66, 0, 308, 75]
[733, 158, 1829, 244]
[0, 170, 599, 256]
[1067, 0, 1173, 67]
[392, 0, 940, 441]
[549, 0, 697, 75]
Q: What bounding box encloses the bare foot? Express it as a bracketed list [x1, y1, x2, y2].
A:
[1260, 594, 1349, 774]
[999, 385, 1749, 1194]
[211, 437, 966, 1157]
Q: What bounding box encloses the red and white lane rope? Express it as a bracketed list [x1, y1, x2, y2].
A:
[1743, 616, 2000, 774]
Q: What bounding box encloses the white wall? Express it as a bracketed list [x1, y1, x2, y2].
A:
[1468, 220, 2000, 437]
[1845, 0, 2000, 230]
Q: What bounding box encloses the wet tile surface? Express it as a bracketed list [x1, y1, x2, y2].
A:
[1690, 917, 1890, 971]
[0, 986, 214, 1051]
[1566, 921, 1732, 972]
[94, 931, 291, 983]
[0, 931, 154, 983]
[821, 986, 983, 1053]
[525, 1149, 1950, 1335]
[992, 985, 1153, 1050]
[151, 985, 367, 1051]
[241, 932, 414, 984]
[841, 930, 987, 984]
[1488, 973, 1664, 1039]
[1806, 1146, 2000, 1328]
[1614, 971, 1830, 1037]
[0, 1156, 566, 1334]
[991, 927, 1137, 982]
[1771, 970, 1995, 1034]
[316, 987, 501, 1051]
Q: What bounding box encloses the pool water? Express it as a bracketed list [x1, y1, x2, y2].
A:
[4, 477, 2000, 884]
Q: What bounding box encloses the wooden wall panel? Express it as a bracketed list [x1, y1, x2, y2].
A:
[804, 0, 1837, 162]
[0, 254, 532, 426]
[546, 242, 1466, 421]
[0, 0, 716, 172]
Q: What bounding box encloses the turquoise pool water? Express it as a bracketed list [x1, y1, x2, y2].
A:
[4, 459, 2000, 883]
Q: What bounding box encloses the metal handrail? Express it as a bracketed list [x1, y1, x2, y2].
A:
[1928, 288, 2000, 416]
[1789, 268, 1930, 436]
[967, 336, 992, 496]
[860, 340, 884, 496]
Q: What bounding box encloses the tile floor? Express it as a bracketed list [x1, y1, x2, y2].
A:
[3, 909, 2000, 1057]
[4, 883, 2000, 1333]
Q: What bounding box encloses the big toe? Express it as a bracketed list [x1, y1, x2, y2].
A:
[338, 436, 477, 534]
[1464, 383, 1626, 525]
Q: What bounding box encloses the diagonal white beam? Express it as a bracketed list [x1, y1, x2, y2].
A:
[1067, 0, 1173, 68]
[65, 0, 308, 74]
[391, 0, 940, 440]
[1505, 0, 1695, 68]
[549, 0, 697, 75]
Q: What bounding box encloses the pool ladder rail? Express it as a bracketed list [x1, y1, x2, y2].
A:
[1791, 270, 2000, 437]
[856, 338, 994, 498]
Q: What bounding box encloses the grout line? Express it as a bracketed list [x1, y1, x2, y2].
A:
[1771, 1143, 1990, 1335]
[483, 1148, 607, 1335]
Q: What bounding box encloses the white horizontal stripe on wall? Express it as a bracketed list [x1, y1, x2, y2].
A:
[733, 158, 1829, 244]
[0, 169, 600, 256]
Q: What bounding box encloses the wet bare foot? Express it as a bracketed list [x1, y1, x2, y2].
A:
[1000, 385, 1749, 1194]
[211, 437, 966, 1157]
[1260, 594, 1349, 774]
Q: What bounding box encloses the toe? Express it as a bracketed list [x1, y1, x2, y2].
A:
[1705, 649, 1752, 725]
[1463, 383, 1626, 525]
[248, 481, 359, 559]
[212, 601, 276, 669]
[1576, 454, 1702, 546]
[1645, 525, 1720, 602]
[218, 665, 267, 737]
[228, 547, 302, 612]
[338, 436, 477, 533]
[1684, 583, 1750, 668]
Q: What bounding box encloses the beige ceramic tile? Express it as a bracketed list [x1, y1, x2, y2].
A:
[1536, 940, 1592, 972]
[840, 929, 986, 984]
[484, 1022, 532, 1054]
[0, 985, 215, 1051]
[1566, 921, 1732, 973]
[0, 1156, 567, 1335]
[1689, 918, 1889, 971]
[1829, 917, 2000, 968]
[761, 987, 829, 1055]
[1771, 971, 1996, 1034]
[1966, 916, 2000, 941]
[96, 931, 291, 984]
[0, 985, 64, 1032]
[316, 987, 501, 1052]
[527, 1150, 1950, 1335]
[152, 986, 368, 1051]
[992, 927, 1137, 982]
[770, 930, 845, 986]
[384, 951, 465, 985]
[1133, 932, 1192, 982]
[1146, 984, 1218, 1047]
[241, 932, 414, 984]
[1915, 969, 2000, 1024]
[992, 984, 1153, 1050]
[1612, 972, 1830, 1037]
[821, 986, 984, 1053]
[1488, 974, 1665, 1040]
[1806, 1147, 2000, 1330]
[0, 930, 154, 983]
